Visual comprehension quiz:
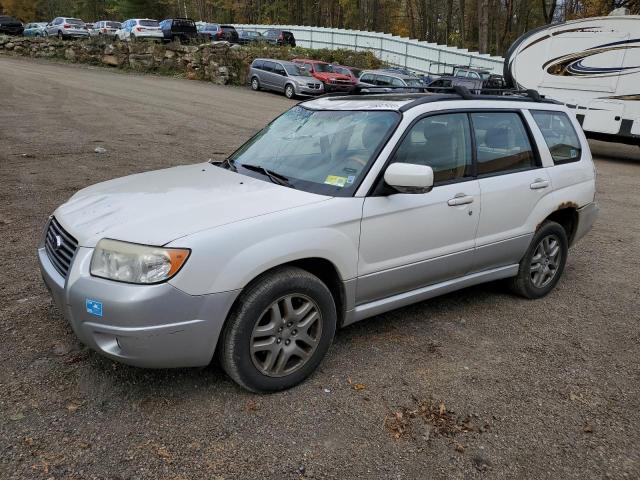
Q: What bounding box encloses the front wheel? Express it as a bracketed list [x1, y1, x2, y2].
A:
[251, 77, 260, 91]
[508, 221, 568, 299]
[284, 83, 295, 99]
[220, 267, 337, 392]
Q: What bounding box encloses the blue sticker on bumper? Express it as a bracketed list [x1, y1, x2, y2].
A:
[86, 299, 103, 317]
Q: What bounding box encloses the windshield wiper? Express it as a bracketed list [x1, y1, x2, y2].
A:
[239, 164, 293, 188]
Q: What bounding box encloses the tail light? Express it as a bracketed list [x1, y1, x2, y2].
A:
[102, 28, 107, 33]
[216, 30, 223, 39]
[136, 26, 142, 32]
[63, 24, 70, 29]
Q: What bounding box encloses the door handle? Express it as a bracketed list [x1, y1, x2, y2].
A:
[447, 194, 474, 206]
[530, 179, 549, 190]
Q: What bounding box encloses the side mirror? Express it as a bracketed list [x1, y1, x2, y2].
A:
[384, 163, 434, 194]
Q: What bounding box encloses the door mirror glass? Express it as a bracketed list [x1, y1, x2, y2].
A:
[384, 163, 434, 193]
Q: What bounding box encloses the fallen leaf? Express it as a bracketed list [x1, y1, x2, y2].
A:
[10, 412, 25, 421]
[353, 383, 366, 391]
[583, 424, 594, 433]
[439, 401, 446, 416]
[454, 441, 465, 453]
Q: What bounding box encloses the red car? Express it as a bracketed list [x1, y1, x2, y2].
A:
[331, 65, 363, 85]
[292, 59, 353, 92]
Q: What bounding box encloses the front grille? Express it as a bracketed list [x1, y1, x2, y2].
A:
[307, 83, 320, 89]
[44, 217, 78, 278]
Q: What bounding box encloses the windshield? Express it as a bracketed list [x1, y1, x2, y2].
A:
[227, 106, 400, 196]
[67, 19, 84, 25]
[314, 63, 333, 73]
[333, 66, 350, 76]
[284, 64, 311, 77]
[106, 21, 121, 28]
[139, 20, 159, 27]
[202, 24, 218, 31]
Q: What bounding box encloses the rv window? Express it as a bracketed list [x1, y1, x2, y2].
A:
[470, 112, 537, 175]
[530, 111, 582, 164]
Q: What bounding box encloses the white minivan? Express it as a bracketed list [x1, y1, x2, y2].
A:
[39, 89, 597, 392]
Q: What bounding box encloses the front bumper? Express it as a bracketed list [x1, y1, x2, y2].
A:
[573, 202, 599, 246]
[38, 246, 240, 368]
[294, 84, 324, 96]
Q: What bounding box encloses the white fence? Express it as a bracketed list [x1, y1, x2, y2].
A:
[237, 24, 505, 75]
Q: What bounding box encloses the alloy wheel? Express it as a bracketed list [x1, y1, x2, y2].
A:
[250, 294, 322, 377]
[530, 234, 562, 288]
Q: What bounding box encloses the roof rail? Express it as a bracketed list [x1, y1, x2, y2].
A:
[301, 85, 559, 109]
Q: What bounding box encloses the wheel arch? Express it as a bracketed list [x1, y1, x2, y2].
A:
[228, 257, 348, 328]
[539, 205, 579, 246]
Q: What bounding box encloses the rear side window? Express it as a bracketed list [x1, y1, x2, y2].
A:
[471, 112, 537, 175]
[531, 111, 582, 164]
[391, 113, 473, 183]
[252, 59, 264, 70]
[263, 61, 276, 72]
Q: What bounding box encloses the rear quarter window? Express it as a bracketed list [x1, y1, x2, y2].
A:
[530, 110, 582, 164]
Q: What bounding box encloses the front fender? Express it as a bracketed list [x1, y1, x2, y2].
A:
[168, 198, 364, 296]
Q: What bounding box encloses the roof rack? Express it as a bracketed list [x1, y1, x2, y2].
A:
[305, 85, 559, 110]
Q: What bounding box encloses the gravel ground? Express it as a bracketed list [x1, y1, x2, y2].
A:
[1, 56, 639, 480]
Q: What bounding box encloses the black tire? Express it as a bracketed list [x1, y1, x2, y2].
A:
[508, 221, 568, 299]
[251, 77, 260, 91]
[284, 83, 296, 99]
[57, 31, 63, 39]
[220, 267, 337, 392]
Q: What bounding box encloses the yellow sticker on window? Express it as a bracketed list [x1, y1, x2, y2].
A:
[324, 175, 347, 187]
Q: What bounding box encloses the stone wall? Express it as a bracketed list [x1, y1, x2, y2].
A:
[0, 36, 383, 86]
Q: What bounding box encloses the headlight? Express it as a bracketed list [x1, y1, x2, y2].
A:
[90, 239, 190, 284]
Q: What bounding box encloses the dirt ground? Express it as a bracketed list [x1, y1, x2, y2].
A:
[0, 56, 639, 480]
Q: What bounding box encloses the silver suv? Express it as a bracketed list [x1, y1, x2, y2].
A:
[44, 17, 89, 39]
[249, 59, 324, 99]
[39, 89, 597, 392]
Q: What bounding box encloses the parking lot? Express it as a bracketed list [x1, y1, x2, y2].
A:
[0, 55, 639, 479]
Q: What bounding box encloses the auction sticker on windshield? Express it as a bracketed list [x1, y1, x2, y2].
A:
[324, 175, 347, 187]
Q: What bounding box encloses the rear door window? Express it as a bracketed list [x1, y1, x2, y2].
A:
[471, 112, 537, 176]
[263, 61, 276, 72]
[253, 59, 264, 70]
[530, 111, 582, 164]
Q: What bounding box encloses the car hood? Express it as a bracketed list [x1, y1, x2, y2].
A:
[314, 72, 351, 81]
[54, 163, 328, 247]
[290, 75, 320, 84]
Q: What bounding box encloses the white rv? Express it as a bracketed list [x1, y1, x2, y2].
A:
[505, 15, 640, 145]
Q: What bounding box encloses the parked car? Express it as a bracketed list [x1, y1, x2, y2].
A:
[359, 69, 425, 89]
[262, 29, 295, 46]
[293, 59, 352, 92]
[0, 15, 23, 35]
[90, 20, 121, 37]
[44, 17, 89, 39]
[38, 89, 598, 392]
[238, 29, 264, 45]
[331, 65, 362, 85]
[23, 22, 47, 37]
[159, 17, 197, 43]
[426, 76, 484, 93]
[198, 23, 238, 43]
[249, 58, 324, 98]
[115, 19, 163, 42]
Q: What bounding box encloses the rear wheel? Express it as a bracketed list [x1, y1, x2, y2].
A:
[284, 83, 295, 99]
[220, 267, 337, 392]
[57, 31, 63, 39]
[508, 221, 568, 299]
[251, 77, 260, 91]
